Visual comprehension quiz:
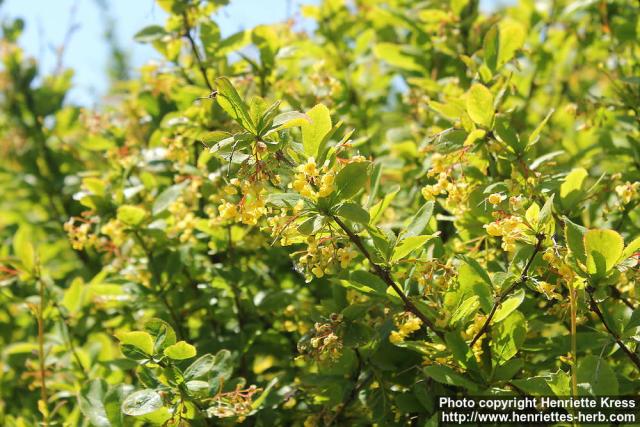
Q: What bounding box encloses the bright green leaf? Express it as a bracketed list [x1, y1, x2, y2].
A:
[301, 104, 331, 158]
[466, 83, 494, 128]
[584, 229, 624, 277]
[163, 341, 197, 360]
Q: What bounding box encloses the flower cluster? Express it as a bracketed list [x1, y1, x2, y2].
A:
[215, 179, 267, 226]
[420, 153, 472, 213]
[615, 181, 639, 205]
[483, 215, 526, 252]
[64, 217, 98, 250]
[207, 385, 262, 419]
[295, 236, 357, 281]
[298, 314, 343, 361]
[291, 158, 335, 200]
[389, 312, 422, 344]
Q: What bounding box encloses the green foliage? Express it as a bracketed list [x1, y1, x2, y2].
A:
[0, 0, 639, 425]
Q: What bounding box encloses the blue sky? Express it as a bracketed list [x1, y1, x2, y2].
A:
[1, 0, 508, 105]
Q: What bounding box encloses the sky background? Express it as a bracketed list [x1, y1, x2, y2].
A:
[0, 0, 511, 105]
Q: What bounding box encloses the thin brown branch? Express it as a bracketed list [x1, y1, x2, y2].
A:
[36, 268, 49, 426]
[588, 292, 640, 371]
[470, 235, 544, 347]
[609, 285, 636, 310]
[331, 215, 445, 341]
[183, 14, 213, 92]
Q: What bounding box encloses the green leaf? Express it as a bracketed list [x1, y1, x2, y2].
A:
[144, 318, 177, 352]
[335, 162, 369, 200]
[118, 331, 154, 356]
[466, 83, 494, 128]
[621, 236, 640, 262]
[491, 311, 526, 363]
[215, 77, 255, 133]
[184, 354, 216, 380]
[133, 25, 167, 43]
[62, 277, 84, 314]
[251, 377, 279, 411]
[492, 289, 525, 323]
[423, 365, 480, 391]
[483, 25, 499, 72]
[13, 225, 35, 271]
[350, 270, 388, 294]
[584, 229, 624, 277]
[545, 370, 571, 397]
[271, 111, 310, 131]
[121, 389, 163, 417]
[391, 235, 435, 263]
[493, 117, 522, 152]
[369, 188, 398, 225]
[560, 168, 588, 209]
[449, 296, 479, 325]
[335, 202, 370, 224]
[301, 104, 331, 158]
[163, 341, 197, 360]
[152, 182, 187, 215]
[209, 350, 233, 394]
[457, 258, 493, 313]
[564, 217, 587, 265]
[528, 109, 554, 146]
[577, 356, 618, 396]
[373, 43, 422, 72]
[496, 19, 526, 68]
[510, 376, 553, 396]
[117, 205, 146, 226]
[537, 194, 555, 233]
[403, 201, 435, 239]
[79, 380, 111, 427]
[444, 331, 479, 371]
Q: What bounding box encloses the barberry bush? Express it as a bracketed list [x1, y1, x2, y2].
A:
[0, 0, 639, 425]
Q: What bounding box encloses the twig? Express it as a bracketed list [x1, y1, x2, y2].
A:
[609, 285, 636, 310]
[182, 13, 213, 91]
[470, 235, 544, 347]
[331, 215, 444, 341]
[132, 230, 186, 339]
[35, 266, 49, 426]
[329, 349, 370, 425]
[588, 291, 640, 371]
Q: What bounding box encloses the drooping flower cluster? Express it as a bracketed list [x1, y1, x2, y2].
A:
[206, 384, 261, 419]
[615, 181, 639, 205]
[389, 312, 422, 344]
[420, 153, 472, 213]
[298, 314, 344, 361]
[294, 236, 358, 281]
[291, 158, 336, 200]
[64, 217, 98, 250]
[215, 179, 268, 226]
[483, 215, 526, 252]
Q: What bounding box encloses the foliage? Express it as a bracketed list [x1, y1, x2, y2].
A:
[0, 0, 639, 425]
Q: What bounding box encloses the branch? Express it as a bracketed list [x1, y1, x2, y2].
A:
[183, 14, 213, 92]
[331, 215, 445, 341]
[609, 285, 636, 310]
[588, 291, 640, 371]
[470, 235, 544, 347]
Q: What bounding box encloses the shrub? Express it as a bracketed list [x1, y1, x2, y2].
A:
[0, 0, 639, 425]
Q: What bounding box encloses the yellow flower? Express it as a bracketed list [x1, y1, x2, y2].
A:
[488, 193, 506, 205]
[223, 185, 237, 195]
[300, 158, 318, 176]
[318, 172, 335, 197]
[389, 331, 404, 344]
[615, 181, 639, 204]
[311, 266, 325, 278]
[484, 222, 502, 236]
[219, 202, 238, 220]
